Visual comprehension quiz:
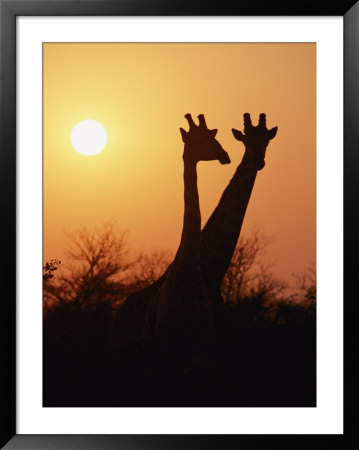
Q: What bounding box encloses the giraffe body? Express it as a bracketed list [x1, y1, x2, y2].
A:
[144, 114, 230, 364]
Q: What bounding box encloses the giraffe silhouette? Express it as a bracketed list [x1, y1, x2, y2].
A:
[109, 114, 230, 362]
[109, 113, 278, 362]
[143, 114, 230, 364]
[199, 112, 278, 306]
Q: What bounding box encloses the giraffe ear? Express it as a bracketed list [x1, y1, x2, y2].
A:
[210, 129, 218, 138]
[180, 127, 188, 142]
[268, 126, 278, 140]
[232, 128, 244, 141]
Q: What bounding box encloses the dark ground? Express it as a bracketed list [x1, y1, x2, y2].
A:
[43, 297, 316, 407]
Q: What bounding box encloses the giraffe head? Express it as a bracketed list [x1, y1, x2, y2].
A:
[180, 114, 231, 165]
[232, 113, 278, 170]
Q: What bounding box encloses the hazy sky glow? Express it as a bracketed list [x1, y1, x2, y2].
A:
[43, 43, 316, 283]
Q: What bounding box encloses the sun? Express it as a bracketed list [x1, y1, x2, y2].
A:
[71, 119, 107, 156]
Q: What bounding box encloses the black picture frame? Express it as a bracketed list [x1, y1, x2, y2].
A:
[1, 0, 357, 448]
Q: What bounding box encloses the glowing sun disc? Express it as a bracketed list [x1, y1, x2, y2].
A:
[71, 120, 107, 155]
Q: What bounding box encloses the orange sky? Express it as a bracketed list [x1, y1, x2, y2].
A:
[43, 43, 316, 284]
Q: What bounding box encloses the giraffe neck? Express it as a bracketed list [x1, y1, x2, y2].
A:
[176, 158, 201, 263]
[199, 154, 258, 291]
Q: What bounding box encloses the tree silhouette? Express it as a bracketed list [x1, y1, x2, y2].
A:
[221, 229, 286, 303]
[127, 248, 172, 291]
[47, 222, 134, 307]
[43, 259, 61, 281]
[43, 259, 62, 312]
[292, 262, 316, 305]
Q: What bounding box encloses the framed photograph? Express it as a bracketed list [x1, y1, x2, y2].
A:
[1, 0, 357, 448]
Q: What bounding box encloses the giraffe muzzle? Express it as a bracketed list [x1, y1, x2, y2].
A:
[219, 153, 231, 165]
[257, 160, 265, 170]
